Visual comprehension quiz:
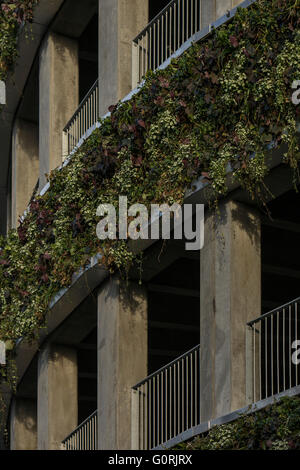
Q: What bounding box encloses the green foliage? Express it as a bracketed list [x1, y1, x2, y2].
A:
[0, 1, 39, 80]
[0, 0, 299, 405]
[177, 396, 300, 450]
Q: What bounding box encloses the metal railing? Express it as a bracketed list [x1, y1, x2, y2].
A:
[61, 410, 98, 450]
[62, 79, 99, 158]
[133, 0, 206, 86]
[131, 344, 200, 450]
[247, 298, 300, 403]
[132, 0, 247, 86]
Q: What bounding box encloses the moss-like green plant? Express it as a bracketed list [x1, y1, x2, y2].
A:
[177, 396, 300, 450]
[0, 0, 300, 416]
[0, 1, 39, 80]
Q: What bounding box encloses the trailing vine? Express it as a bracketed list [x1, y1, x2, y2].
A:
[0, 0, 300, 421]
[0, 1, 39, 81]
[176, 396, 300, 450]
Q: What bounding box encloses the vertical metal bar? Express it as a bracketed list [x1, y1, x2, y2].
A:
[277, 311, 280, 393]
[296, 302, 298, 386]
[271, 314, 274, 396]
[265, 318, 267, 398]
[191, 0, 193, 35]
[141, 386, 144, 450]
[145, 382, 148, 450]
[141, 35, 144, 79]
[289, 305, 292, 389]
[165, 368, 167, 444]
[181, 358, 184, 432]
[177, 361, 180, 435]
[195, 349, 197, 425]
[283, 308, 286, 390]
[165, 11, 168, 61]
[259, 319, 262, 400]
[190, 352, 193, 427]
[169, 366, 172, 440]
[186, 355, 189, 430]
[153, 376, 156, 448]
[149, 380, 151, 450]
[157, 373, 160, 446]
[177, 0, 180, 50]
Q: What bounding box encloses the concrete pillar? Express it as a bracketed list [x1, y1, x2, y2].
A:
[200, 200, 261, 422]
[11, 119, 39, 228]
[10, 397, 37, 450]
[98, 0, 148, 116]
[39, 32, 79, 188]
[97, 278, 147, 450]
[37, 344, 78, 450]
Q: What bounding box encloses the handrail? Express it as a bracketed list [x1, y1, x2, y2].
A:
[133, 344, 200, 389]
[133, 0, 179, 43]
[62, 79, 99, 157]
[63, 79, 99, 132]
[131, 344, 200, 449]
[248, 297, 300, 326]
[62, 410, 98, 450]
[247, 297, 300, 403]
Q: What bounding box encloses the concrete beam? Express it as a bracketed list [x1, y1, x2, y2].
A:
[39, 32, 79, 188]
[10, 397, 37, 450]
[97, 277, 147, 449]
[200, 200, 261, 421]
[37, 344, 78, 450]
[98, 0, 148, 116]
[12, 119, 39, 228]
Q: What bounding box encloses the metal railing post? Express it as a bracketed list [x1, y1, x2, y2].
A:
[62, 130, 69, 161]
[131, 388, 140, 450]
[132, 41, 139, 89]
[246, 325, 254, 405]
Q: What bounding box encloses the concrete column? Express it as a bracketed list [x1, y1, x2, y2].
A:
[200, 200, 261, 422]
[98, 0, 148, 116]
[37, 344, 78, 450]
[97, 278, 148, 450]
[11, 119, 39, 228]
[39, 32, 79, 188]
[10, 397, 37, 450]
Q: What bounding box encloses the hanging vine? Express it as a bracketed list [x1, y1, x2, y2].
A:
[0, 0, 299, 418]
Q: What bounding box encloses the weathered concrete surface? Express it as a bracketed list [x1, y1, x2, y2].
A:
[200, 200, 261, 421]
[10, 398, 37, 450]
[97, 277, 147, 450]
[98, 0, 148, 116]
[12, 119, 39, 227]
[37, 343, 78, 450]
[39, 32, 78, 188]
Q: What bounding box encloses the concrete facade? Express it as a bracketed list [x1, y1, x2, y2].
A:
[98, 0, 148, 116]
[10, 398, 37, 450]
[39, 32, 79, 188]
[11, 119, 39, 228]
[37, 343, 78, 450]
[200, 200, 261, 422]
[97, 278, 148, 450]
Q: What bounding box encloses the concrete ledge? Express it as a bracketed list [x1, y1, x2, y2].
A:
[154, 385, 300, 450]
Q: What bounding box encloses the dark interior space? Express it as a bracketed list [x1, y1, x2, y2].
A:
[78, 13, 99, 102]
[77, 327, 97, 423]
[260, 188, 300, 399]
[262, 188, 300, 313]
[149, 0, 171, 21]
[147, 256, 200, 374]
